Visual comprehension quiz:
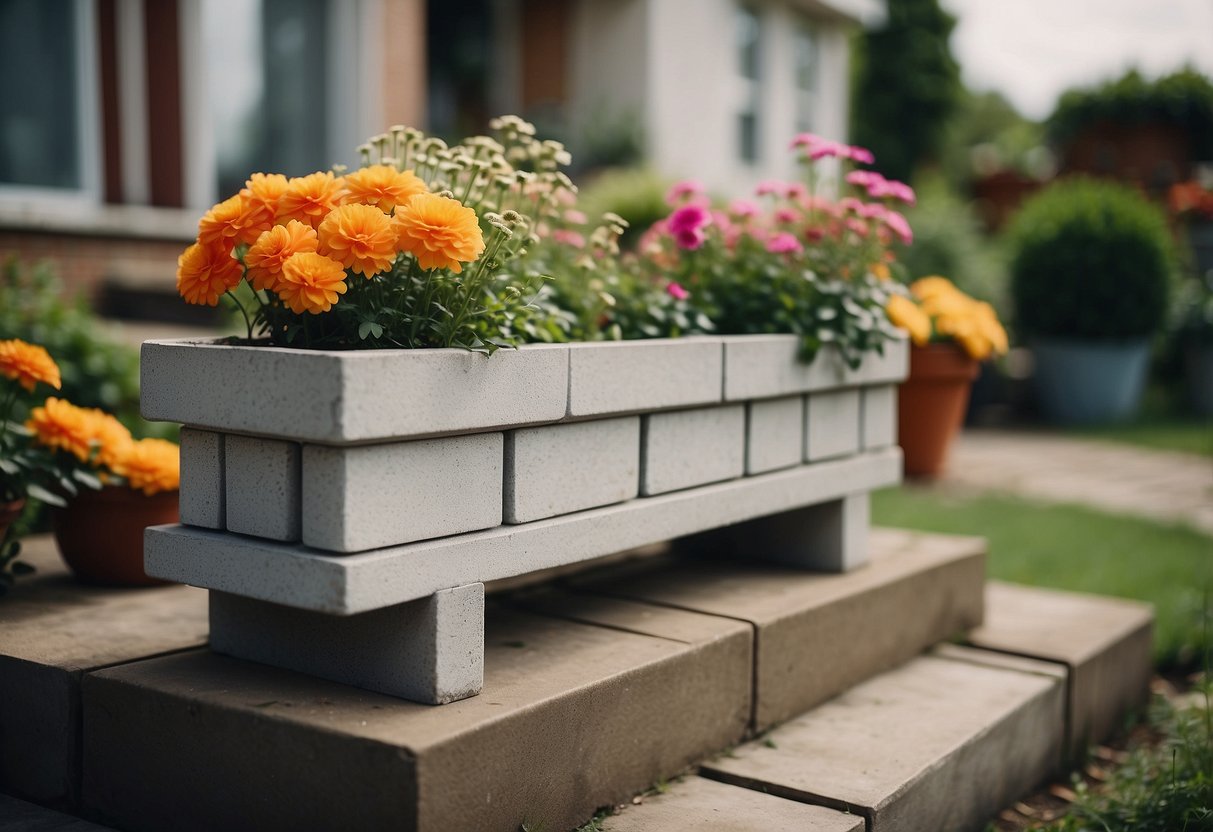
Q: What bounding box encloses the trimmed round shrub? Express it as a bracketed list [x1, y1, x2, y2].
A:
[1008, 178, 1173, 340]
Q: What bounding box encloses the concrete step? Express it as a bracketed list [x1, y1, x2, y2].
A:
[700, 646, 1067, 832]
[574, 527, 986, 729]
[0, 537, 207, 806]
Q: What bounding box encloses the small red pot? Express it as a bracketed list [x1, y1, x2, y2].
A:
[51, 486, 179, 586]
[898, 343, 979, 478]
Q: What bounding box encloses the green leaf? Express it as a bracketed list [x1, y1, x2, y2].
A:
[26, 483, 66, 507]
[72, 469, 103, 490]
[10, 560, 34, 576]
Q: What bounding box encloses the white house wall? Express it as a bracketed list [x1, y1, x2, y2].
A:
[569, 0, 857, 199]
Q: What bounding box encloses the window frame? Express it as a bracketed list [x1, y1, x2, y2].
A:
[735, 2, 763, 166]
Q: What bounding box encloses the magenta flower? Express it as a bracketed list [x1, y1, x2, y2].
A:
[665, 180, 706, 207]
[886, 180, 916, 205]
[666, 282, 690, 301]
[809, 141, 845, 161]
[766, 232, 803, 254]
[728, 198, 760, 218]
[668, 204, 712, 235]
[859, 202, 886, 220]
[837, 197, 865, 214]
[774, 207, 801, 224]
[674, 226, 707, 250]
[883, 210, 913, 245]
[789, 132, 825, 150]
[846, 170, 881, 188]
[847, 145, 875, 164]
[755, 180, 783, 197]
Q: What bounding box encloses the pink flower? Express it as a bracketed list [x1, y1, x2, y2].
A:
[775, 207, 800, 224]
[837, 197, 865, 214]
[784, 182, 808, 200]
[766, 232, 803, 254]
[847, 145, 875, 164]
[755, 180, 783, 197]
[665, 179, 706, 207]
[859, 202, 886, 220]
[886, 180, 916, 205]
[846, 170, 881, 188]
[667, 282, 690, 301]
[729, 199, 760, 218]
[674, 226, 707, 250]
[564, 209, 587, 225]
[845, 218, 869, 237]
[668, 204, 712, 234]
[790, 132, 825, 150]
[552, 229, 586, 249]
[809, 141, 846, 161]
[882, 210, 913, 245]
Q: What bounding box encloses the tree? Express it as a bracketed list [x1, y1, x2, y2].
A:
[851, 0, 962, 183]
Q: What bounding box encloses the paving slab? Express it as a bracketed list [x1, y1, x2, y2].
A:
[702, 647, 1065, 832]
[0, 536, 207, 806]
[967, 581, 1154, 757]
[81, 595, 751, 832]
[578, 527, 986, 730]
[600, 775, 863, 832]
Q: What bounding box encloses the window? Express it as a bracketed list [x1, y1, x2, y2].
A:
[736, 4, 762, 164]
[793, 21, 819, 133]
[0, 0, 97, 195]
[203, 0, 337, 198]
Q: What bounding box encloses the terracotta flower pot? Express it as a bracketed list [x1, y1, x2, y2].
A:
[51, 486, 179, 586]
[0, 498, 25, 542]
[897, 343, 979, 478]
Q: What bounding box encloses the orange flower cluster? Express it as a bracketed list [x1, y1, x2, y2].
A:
[178, 164, 485, 314]
[25, 398, 180, 495]
[0, 339, 61, 392]
[885, 276, 1009, 361]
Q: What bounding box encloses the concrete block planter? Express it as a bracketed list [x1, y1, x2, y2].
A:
[146, 334, 907, 705]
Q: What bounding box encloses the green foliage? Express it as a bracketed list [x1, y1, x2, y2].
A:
[893, 173, 1010, 313]
[1040, 691, 1213, 832]
[1049, 67, 1213, 157]
[0, 259, 146, 432]
[575, 167, 671, 250]
[1009, 178, 1174, 339]
[939, 89, 1049, 188]
[872, 486, 1213, 671]
[851, 0, 962, 182]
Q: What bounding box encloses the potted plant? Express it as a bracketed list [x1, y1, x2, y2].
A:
[884, 277, 1009, 477]
[141, 119, 913, 703]
[22, 395, 179, 586]
[1169, 178, 1213, 415]
[1009, 177, 1173, 425]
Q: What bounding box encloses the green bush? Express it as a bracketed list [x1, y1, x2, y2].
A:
[1008, 178, 1174, 339]
[1048, 67, 1213, 158]
[575, 167, 669, 249]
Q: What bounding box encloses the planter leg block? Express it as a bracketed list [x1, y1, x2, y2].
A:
[208, 584, 484, 705]
[677, 493, 869, 572]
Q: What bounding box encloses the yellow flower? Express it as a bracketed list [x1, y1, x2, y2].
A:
[393, 193, 485, 273]
[341, 165, 428, 213]
[245, 220, 319, 292]
[317, 203, 399, 277]
[26, 399, 132, 467]
[177, 242, 244, 306]
[910, 275, 958, 301]
[870, 262, 891, 281]
[276, 252, 349, 315]
[277, 172, 344, 228]
[111, 438, 180, 496]
[885, 294, 931, 346]
[0, 339, 61, 392]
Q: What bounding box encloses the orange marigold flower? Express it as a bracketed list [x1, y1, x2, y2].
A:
[245, 220, 319, 292]
[111, 438, 180, 496]
[177, 242, 244, 306]
[277, 171, 344, 228]
[0, 339, 61, 392]
[393, 193, 485, 273]
[318, 203, 399, 277]
[276, 252, 348, 315]
[198, 193, 265, 248]
[241, 172, 290, 230]
[885, 294, 931, 346]
[341, 165, 428, 213]
[26, 399, 132, 466]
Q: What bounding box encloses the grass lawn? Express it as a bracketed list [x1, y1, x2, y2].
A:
[1069, 417, 1213, 458]
[872, 485, 1213, 671]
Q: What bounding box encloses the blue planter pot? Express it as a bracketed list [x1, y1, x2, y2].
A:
[1031, 338, 1150, 425]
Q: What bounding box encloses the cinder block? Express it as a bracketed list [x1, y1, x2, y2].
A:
[641, 405, 745, 496]
[581, 527, 986, 730]
[224, 435, 301, 542]
[722, 335, 909, 401]
[82, 596, 751, 832]
[141, 339, 569, 444]
[302, 433, 503, 553]
[967, 582, 1154, 759]
[703, 649, 1065, 832]
[209, 584, 485, 704]
[144, 448, 904, 615]
[861, 384, 897, 450]
[567, 339, 723, 418]
[805, 389, 861, 462]
[504, 417, 639, 524]
[0, 537, 206, 806]
[178, 428, 224, 529]
[745, 397, 804, 475]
